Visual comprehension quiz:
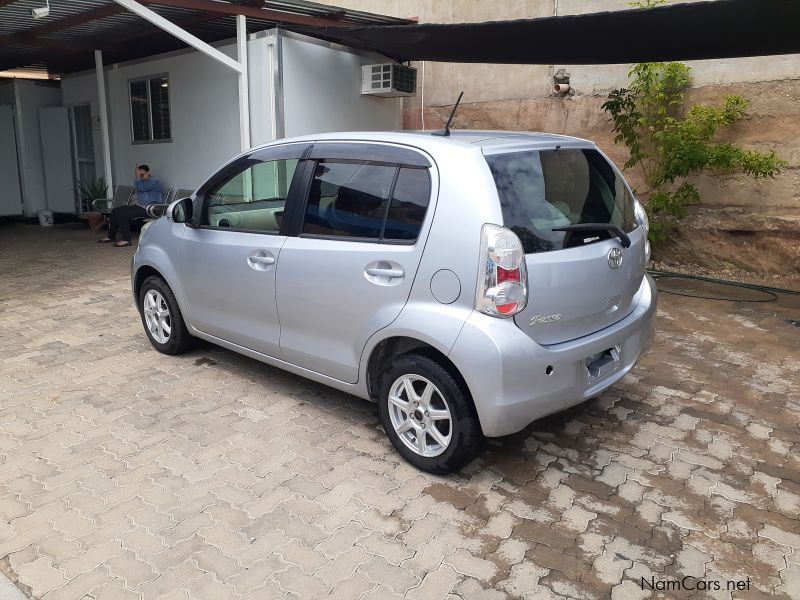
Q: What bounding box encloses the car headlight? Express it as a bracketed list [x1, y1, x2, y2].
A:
[138, 221, 152, 248]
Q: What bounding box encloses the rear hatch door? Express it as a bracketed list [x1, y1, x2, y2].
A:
[484, 145, 646, 346]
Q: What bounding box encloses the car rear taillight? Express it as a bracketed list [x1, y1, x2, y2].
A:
[634, 200, 651, 264]
[475, 224, 528, 318]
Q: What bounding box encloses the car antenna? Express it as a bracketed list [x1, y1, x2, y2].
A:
[431, 91, 464, 137]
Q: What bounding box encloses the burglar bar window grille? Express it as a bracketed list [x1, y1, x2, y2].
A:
[129, 75, 171, 143]
[391, 64, 416, 94]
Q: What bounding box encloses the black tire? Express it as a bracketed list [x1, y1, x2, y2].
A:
[137, 275, 194, 355]
[377, 353, 482, 474]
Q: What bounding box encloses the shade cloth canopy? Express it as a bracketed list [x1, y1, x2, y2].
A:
[295, 0, 800, 64]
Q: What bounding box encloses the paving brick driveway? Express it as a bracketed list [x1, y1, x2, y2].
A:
[1, 223, 799, 600]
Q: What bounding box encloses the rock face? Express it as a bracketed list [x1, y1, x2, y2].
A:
[404, 79, 800, 277]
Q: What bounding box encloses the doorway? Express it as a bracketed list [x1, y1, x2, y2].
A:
[70, 104, 97, 212]
[0, 105, 24, 216]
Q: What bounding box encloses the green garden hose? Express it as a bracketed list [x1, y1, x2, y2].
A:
[647, 270, 799, 302]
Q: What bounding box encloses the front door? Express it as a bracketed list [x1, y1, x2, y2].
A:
[277, 142, 435, 383]
[39, 107, 77, 214]
[178, 144, 307, 357]
[70, 104, 97, 212]
[0, 105, 23, 216]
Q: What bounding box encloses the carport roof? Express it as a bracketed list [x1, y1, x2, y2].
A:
[0, 0, 414, 77]
[297, 0, 800, 65]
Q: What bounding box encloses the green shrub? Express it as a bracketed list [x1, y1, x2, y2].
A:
[601, 1, 786, 244]
[75, 177, 108, 213]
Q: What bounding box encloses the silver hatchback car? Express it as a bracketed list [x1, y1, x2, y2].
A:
[132, 130, 656, 474]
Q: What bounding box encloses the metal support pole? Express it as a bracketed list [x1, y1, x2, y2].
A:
[113, 0, 242, 73]
[237, 14, 251, 151]
[94, 50, 114, 199]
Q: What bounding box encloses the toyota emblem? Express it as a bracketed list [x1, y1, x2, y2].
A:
[608, 247, 623, 269]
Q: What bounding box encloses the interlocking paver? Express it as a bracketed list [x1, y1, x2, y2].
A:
[272, 564, 329, 598]
[149, 534, 208, 573]
[357, 531, 414, 566]
[89, 576, 144, 600]
[227, 556, 287, 596]
[239, 581, 285, 599]
[42, 567, 116, 600]
[61, 539, 125, 580]
[235, 532, 292, 567]
[496, 562, 549, 597]
[446, 548, 499, 581]
[327, 571, 376, 600]
[184, 572, 237, 600]
[313, 545, 370, 588]
[359, 555, 421, 596]
[1, 223, 799, 600]
[108, 550, 159, 589]
[14, 557, 68, 597]
[136, 561, 205, 598]
[407, 563, 463, 600]
[274, 540, 329, 574]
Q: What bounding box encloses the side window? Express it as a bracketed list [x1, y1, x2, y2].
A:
[383, 167, 430, 240]
[204, 158, 298, 232]
[303, 160, 395, 239]
[302, 160, 431, 242]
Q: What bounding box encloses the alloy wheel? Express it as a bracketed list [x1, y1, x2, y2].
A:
[143, 289, 171, 344]
[388, 374, 452, 457]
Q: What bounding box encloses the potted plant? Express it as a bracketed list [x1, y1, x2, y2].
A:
[75, 177, 108, 231]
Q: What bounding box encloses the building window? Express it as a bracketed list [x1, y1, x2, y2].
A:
[129, 75, 171, 143]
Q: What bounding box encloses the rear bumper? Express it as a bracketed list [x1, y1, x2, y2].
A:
[449, 275, 657, 437]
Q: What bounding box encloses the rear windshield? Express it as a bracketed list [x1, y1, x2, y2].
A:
[485, 148, 636, 254]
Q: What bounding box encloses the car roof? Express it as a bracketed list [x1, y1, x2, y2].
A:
[274, 130, 596, 155]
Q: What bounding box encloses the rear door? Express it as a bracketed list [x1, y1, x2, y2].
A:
[484, 145, 647, 345]
[178, 143, 308, 357]
[276, 142, 434, 383]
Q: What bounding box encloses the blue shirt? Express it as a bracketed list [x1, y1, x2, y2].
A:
[134, 177, 164, 206]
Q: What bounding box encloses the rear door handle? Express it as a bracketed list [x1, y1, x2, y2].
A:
[365, 267, 404, 278]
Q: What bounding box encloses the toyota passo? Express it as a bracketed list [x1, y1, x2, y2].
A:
[132, 131, 657, 474]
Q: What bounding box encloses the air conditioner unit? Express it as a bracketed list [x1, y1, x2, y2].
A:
[361, 63, 417, 97]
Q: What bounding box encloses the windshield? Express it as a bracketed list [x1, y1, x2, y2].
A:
[485, 148, 636, 254]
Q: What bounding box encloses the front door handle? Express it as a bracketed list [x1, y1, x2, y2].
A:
[249, 255, 275, 265]
[247, 251, 275, 271]
[365, 267, 404, 278]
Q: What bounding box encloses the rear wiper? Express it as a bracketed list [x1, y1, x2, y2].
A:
[551, 223, 631, 248]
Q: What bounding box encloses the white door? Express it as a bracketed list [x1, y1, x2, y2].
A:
[39, 107, 76, 213]
[0, 105, 23, 216]
[70, 104, 97, 212]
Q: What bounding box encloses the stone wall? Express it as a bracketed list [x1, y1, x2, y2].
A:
[337, 0, 800, 276]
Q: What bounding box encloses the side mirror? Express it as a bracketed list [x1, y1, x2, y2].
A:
[169, 197, 193, 224]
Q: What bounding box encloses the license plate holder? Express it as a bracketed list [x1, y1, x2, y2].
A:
[585, 345, 621, 384]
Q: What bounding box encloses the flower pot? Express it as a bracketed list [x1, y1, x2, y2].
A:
[84, 211, 105, 232]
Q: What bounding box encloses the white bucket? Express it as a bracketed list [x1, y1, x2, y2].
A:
[38, 209, 54, 227]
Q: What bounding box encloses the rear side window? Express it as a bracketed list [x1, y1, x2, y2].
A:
[384, 167, 431, 240]
[302, 160, 430, 242]
[485, 148, 635, 254]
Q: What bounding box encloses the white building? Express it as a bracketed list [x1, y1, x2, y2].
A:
[0, 0, 413, 218]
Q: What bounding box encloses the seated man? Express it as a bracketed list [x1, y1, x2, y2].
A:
[98, 164, 163, 247]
